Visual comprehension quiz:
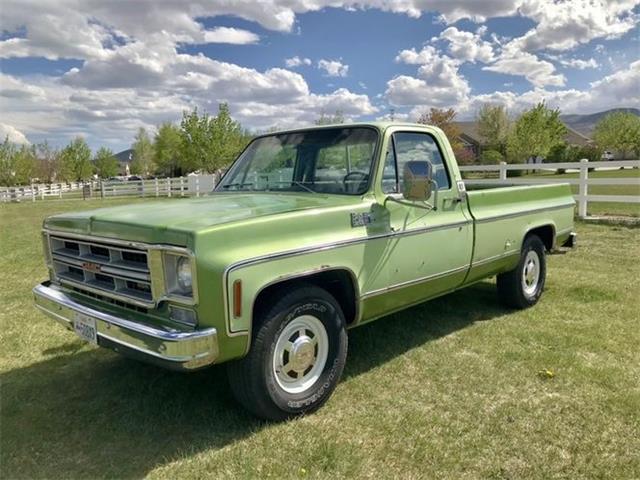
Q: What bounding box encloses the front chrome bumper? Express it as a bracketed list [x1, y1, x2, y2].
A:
[33, 282, 218, 371]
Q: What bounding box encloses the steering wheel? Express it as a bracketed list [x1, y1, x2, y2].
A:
[343, 171, 369, 194]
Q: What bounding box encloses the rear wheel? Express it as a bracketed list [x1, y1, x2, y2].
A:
[227, 285, 347, 421]
[497, 235, 546, 309]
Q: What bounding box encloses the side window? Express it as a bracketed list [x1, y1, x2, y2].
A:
[393, 132, 451, 191]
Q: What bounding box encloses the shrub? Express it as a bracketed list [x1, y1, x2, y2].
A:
[480, 149, 503, 165]
[454, 147, 475, 166]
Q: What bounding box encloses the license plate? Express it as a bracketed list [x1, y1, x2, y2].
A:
[73, 313, 97, 344]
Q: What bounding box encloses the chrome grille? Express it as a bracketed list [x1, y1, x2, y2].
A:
[49, 235, 153, 306]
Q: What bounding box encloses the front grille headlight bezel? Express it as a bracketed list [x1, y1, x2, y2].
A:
[42, 229, 199, 309]
[162, 251, 196, 300]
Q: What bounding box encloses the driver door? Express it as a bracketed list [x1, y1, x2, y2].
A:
[378, 130, 473, 311]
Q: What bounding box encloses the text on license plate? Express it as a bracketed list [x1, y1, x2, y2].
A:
[73, 313, 97, 344]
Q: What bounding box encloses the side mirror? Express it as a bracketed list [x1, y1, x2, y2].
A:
[402, 160, 433, 201]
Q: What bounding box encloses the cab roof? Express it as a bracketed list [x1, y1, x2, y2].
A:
[264, 121, 437, 136]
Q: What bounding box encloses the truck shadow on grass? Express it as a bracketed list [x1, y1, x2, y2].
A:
[1, 281, 508, 479]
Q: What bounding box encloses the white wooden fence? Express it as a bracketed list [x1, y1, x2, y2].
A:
[98, 175, 217, 198]
[3, 162, 639, 219]
[0, 181, 100, 202]
[0, 174, 219, 203]
[460, 159, 640, 218]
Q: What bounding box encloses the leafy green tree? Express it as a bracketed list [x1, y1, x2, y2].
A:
[13, 144, 37, 185]
[593, 111, 640, 159]
[131, 128, 155, 176]
[577, 144, 603, 162]
[154, 122, 182, 176]
[315, 110, 345, 125]
[210, 103, 250, 170]
[0, 138, 41, 185]
[476, 104, 511, 154]
[0, 137, 18, 186]
[179, 104, 250, 173]
[506, 103, 567, 164]
[417, 107, 472, 164]
[179, 108, 214, 173]
[60, 137, 93, 181]
[36, 141, 60, 183]
[94, 147, 119, 178]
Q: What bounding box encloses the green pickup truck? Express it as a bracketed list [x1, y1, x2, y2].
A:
[34, 123, 576, 420]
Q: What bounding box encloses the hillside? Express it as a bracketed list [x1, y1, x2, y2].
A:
[561, 108, 640, 137]
[114, 149, 133, 164]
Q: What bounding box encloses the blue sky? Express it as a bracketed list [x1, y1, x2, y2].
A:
[1, 1, 639, 151]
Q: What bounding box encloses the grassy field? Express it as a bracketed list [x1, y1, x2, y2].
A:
[1, 199, 639, 479]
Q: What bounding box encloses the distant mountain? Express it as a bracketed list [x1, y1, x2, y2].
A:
[560, 108, 640, 137]
[114, 148, 133, 164]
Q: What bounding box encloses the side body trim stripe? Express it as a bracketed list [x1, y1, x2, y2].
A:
[223, 202, 573, 335]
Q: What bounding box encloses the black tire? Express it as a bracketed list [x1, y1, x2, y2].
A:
[227, 284, 348, 421]
[497, 235, 546, 309]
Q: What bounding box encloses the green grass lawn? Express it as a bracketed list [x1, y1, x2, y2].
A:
[1, 199, 639, 479]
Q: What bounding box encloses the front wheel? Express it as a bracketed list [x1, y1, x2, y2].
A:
[497, 235, 546, 309]
[227, 285, 347, 421]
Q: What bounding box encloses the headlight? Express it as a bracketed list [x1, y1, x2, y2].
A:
[164, 253, 194, 298]
[177, 256, 192, 290]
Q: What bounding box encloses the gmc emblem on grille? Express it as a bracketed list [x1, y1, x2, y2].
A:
[82, 262, 102, 273]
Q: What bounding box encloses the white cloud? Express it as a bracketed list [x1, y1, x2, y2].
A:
[437, 26, 495, 63]
[516, 0, 639, 52]
[202, 27, 259, 44]
[395, 45, 440, 65]
[391, 45, 470, 107]
[385, 74, 470, 109]
[0, 123, 30, 144]
[463, 60, 640, 117]
[0, 0, 527, 62]
[1, 62, 376, 150]
[0, 74, 46, 99]
[0, 0, 638, 149]
[318, 59, 349, 77]
[1, 1, 636, 62]
[483, 42, 566, 87]
[285, 56, 312, 68]
[557, 57, 599, 70]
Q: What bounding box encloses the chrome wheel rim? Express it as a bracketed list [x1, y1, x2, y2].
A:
[272, 315, 329, 394]
[522, 250, 540, 297]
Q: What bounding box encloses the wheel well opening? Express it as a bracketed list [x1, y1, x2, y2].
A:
[253, 269, 358, 326]
[526, 225, 555, 251]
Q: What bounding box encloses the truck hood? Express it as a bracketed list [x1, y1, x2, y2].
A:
[43, 193, 356, 246]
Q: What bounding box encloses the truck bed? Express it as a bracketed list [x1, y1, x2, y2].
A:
[463, 183, 575, 284]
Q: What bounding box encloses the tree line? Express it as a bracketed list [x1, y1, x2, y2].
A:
[1, 102, 639, 187]
[417, 104, 640, 166]
[0, 103, 251, 187]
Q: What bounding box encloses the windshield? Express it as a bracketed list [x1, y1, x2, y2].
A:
[217, 127, 379, 195]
